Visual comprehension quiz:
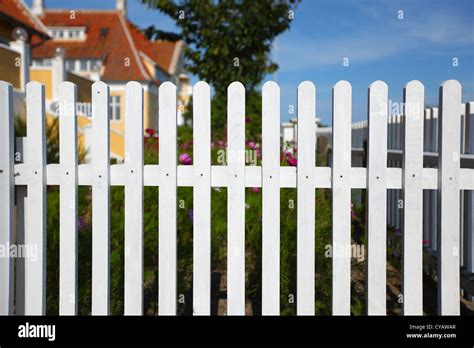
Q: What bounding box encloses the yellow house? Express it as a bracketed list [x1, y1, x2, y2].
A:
[0, 0, 50, 118]
[29, 0, 190, 161]
[1, 0, 191, 162]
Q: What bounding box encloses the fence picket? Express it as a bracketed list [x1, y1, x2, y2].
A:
[465, 102, 474, 273]
[92, 81, 110, 315]
[158, 82, 178, 315]
[297, 81, 316, 315]
[124, 82, 144, 315]
[437, 80, 461, 315]
[402, 80, 424, 315]
[367, 81, 388, 315]
[1, 78, 471, 317]
[59, 82, 78, 315]
[430, 108, 439, 252]
[227, 82, 246, 315]
[193, 81, 211, 315]
[331, 81, 352, 315]
[0, 82, 14, 315]
[262, 81, 281, 315]
[25, 82, 47, 315]
[423, 109, 431, 248]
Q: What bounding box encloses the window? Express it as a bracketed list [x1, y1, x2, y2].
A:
[80, 60, 88, 71]
[110, 96, 121, 121]
[65, 60, 75, 71]
[32, 59, 52, 67]
[91, 60, 101, 71]
[48, 27, 86, 40]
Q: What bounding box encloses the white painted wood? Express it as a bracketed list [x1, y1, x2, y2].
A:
[124, 81, 144, 315]
[227, 82, 246, 315]
[158, 82, 177, 315]
[367, 81, 388, 315]
[25, 82, 47, 315]
[0, 82, 14, 315]
[297, 81, 316, 315]
[59, 82, 78, 315]
[331, 81, 351, 315]
[465, 102, 474, 273]
[91, 81, 110, 315]
[388, 118, 393, 227]
[437, 80, 461, 315]
[432, 107, 439, 152]
[423, 109, 431, 247]
[12, 163, 474, 191]
[402, 80, 424, 315]
[14, 138, 27, 315]
[262, 81, 281, 315]
[430, 108, 439, 252]
[192, 81, 211, 315]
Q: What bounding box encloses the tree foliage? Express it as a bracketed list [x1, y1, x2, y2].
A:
[140, 0, 300, 96]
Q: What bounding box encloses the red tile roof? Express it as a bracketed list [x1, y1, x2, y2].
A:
[126, 21, 179, 74]
[0, 0, 49, 38]
[31, 9, 180, 82]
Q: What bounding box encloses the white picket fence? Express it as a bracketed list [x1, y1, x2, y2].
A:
[0, 79, 473, 316]
[349, 103, 474, 278]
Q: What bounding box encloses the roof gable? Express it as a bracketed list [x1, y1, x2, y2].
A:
[0, 0, 49, 38]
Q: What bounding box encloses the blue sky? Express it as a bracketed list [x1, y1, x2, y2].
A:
[27, 0, 474, 124]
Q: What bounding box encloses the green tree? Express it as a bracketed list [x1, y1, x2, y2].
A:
[141, 0, 300, 131]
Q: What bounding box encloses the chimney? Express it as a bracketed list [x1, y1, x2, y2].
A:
[31, 0, 44, 16]
[116, 0, 126, 16]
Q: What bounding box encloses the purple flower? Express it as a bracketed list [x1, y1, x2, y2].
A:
[251, 187, 260, 193]
[179, 153, 192, 165]
[188, 208, 193, 222]
[247, 141, 257, 150]
[392, 250, 400, 258]
[78, 217, 88, 232]
[394, 229, 402, 237]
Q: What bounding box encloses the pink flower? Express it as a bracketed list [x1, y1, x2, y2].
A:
[217, 140, 224, 147]
[179, 153, 192, 165]
[423, 240, 429, 245]
[251, 187, 260, 193]
[247, 141, 257, 150]
[145, 128, 155, 137]
[287, 156, 297, 166]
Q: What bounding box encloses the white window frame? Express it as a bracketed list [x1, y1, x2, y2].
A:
[110, 95, 121, 122]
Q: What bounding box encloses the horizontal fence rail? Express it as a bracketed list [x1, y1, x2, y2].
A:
[0, 79, 473, 316]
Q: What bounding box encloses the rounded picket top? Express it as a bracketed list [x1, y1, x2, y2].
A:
[26, 80, 43, 92]
[440, 79, 461, 98]
[159, 80, 177, 93]
[228, 81, 245, 93]
[193, 81, 210, 103]
[404, 80, 424, 91]
[125, 80, 142, 91]
[440, 79, 461, 89]
[59, 81, 77, 99]
[194, 80, 210, 90]
[333, 80, 351, 90]
[263, 80, 279, 91]
[92, 80, 108, 96]
[369, 80, 388, 91]
[333, 80, 351, 100]
[298, 80, 315, 92]
[26, 81, 44, 100]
